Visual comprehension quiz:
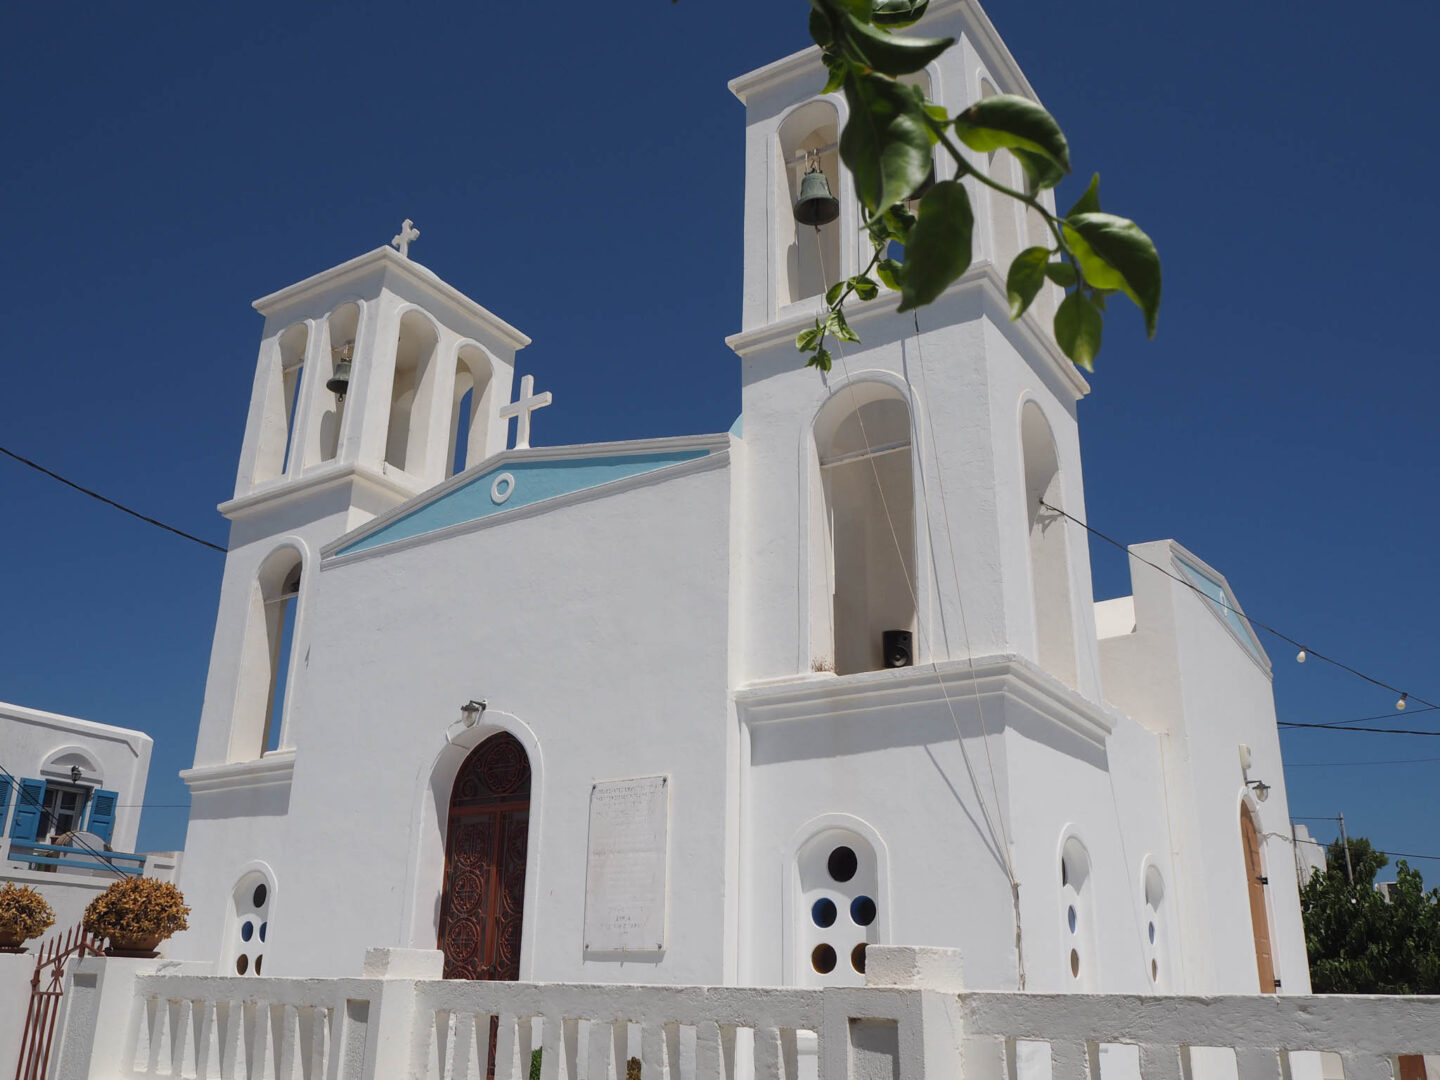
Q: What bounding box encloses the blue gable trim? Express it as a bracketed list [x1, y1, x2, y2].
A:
[336, 448, 712, 557]
[1176, 558, 1266, 664]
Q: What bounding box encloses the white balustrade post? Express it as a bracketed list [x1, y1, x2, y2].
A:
[358, 946, 444, 1080]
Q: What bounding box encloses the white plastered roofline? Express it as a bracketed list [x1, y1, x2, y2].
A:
[727, 0, 1039, 104]
[1139, 538, 1274, 677]
[251, 246, 531, 351]
[318, 431, 733, 563]
[0, 701, 151, 758]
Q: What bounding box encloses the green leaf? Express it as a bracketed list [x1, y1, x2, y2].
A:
[896, 179, 973, 311]
[1012, 147, 1064, 191]
[840, 73, 934, 212]
[1062, 212, 1161, 337]
[1066, 173, 1101, 218]
[807, 345, 834, 372]
[821, 54, 847, 95]
[1044, 261, 1076, 287]
[841, 13, 954, 77]
[1054, 291, 1102, 371]
[953, 94, 1070, 174]
[876, 258, 902, 289]
[852, 275, 880, 300]
[796, 321, 824, 352]
[1006, 246, 1049, 321]
[825, 308, 861, 343]
[825, 281, 846, 306]
[871, 0, 930, 28]
[809, 8, 834, 47]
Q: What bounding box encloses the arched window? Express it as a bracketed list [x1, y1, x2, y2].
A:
[813, 384, 917, 675]
[253, 322, 309, 483]
[448, 344, 495, 476]
[1061, 836, 1097, 990]
[1021, 402, 1077, 689]
[795, 828, 881, 986]
[1143, 864, 1169, 989]
[232, 548, 303, 761]
[778, 100, 841, 307]
[385, 310, 441, 477]
[225, 871, 274, 976]
[977, 79, 1024, 273]
[316, 301, 360, 464]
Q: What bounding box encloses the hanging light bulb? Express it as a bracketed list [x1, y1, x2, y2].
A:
[1396, 693, 1408, 711]
[1296, 647, 1307, 664]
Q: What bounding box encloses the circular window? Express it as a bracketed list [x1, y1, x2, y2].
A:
[1070, 949, 1080, 978]
[827, 846, 858, 883]
[811, 943, 837, 974]
[236, 954, 249, 975]
[1151, 959, 1158, 981]
[255, 955, 264, 975]
[252, 883, 268, 909]
[1148, 921, 1155, 944]
[240, 921, 254, 943]
[1067, 905, 1077, 933]
[811, 899, 837, 928]
[851, 943, 868, 974]
[260, 922, 268, 943]
[850, 896, 877, 926]
[490, 472, 516, 505]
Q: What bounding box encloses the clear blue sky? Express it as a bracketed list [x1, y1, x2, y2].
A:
[2, 2, 1437, 872]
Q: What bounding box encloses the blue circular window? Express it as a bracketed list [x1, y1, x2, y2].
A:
[1067, 906, 1077, 933]
[1148, 921, 1155, 944]
[850, 896, 877, 926]
[259, 922, 268, 943]
[812, 898, 837, 928]
[240, 920, 254, 942]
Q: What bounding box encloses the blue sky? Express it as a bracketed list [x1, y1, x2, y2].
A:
[2, 2, 1438, 874]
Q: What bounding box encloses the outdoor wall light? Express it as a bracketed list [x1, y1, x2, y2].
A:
[460, 699, 487, 727]
[1247, 779, 1271, 803]
[69, 765, 83, 784]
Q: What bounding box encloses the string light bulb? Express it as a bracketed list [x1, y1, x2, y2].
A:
[1296, 648, 1307, 664]
[1396, 693, 1408, 711]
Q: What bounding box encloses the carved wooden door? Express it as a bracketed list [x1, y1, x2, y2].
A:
[1241, 804, 1276, 992]
[439, 733, 530, 980]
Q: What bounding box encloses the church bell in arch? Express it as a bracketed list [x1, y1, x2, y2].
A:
[794, 164, 840, 227]
[326, 342, 353, 401]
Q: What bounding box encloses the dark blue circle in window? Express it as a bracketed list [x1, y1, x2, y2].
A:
[259, 922, 268, 943]
[252, 884, 268, 909]
[827, 846, 858, 883]
[850, 896, 877, 926]
[240, 921, 254, 942]
[812, 898, 837, 927]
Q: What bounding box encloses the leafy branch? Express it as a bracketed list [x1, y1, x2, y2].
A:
[796, 0, 1161, 374]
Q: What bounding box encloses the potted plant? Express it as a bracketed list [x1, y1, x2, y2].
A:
[83, 877, 190, 958]
[0, 882, 55, 952]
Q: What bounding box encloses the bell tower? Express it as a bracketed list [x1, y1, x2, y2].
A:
[186, 241, 529, 774]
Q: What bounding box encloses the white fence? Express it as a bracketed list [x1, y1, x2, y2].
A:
[44, 947, 1440, 1080]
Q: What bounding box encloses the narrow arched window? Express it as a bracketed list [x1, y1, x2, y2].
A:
[232, 548, 303, 761]
[1061, 836, 1097, 989]
[317, 301, 360, 464]
[225, 872, 274, 976]
[1021, 402, 1077, 688]
[253, 322, 309, 483]
[795, 829, 881, 986]
[1143, 864, 1169, 989]
[385, 310, 441, 477]
[778, 101, 841, 307]
[448, 344, 495, 476]
[814, 384, 916, 675]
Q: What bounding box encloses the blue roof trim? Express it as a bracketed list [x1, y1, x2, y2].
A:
[336, 448, 712, 556]
[1176, 558, 1265, 664]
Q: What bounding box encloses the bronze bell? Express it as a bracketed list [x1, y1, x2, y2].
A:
[326, 342, 354, 400]
[794, 165, 840, 227]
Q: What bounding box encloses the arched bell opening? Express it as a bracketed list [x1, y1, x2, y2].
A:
[230, 545, 304, 762]
[447, 344, 496, 477]
[1020, 401, 1077, 689]
[316, 301, 361, 464]
[385, 309, 441, 476]
[253, 322, 309, 484]
[778, 100, 841, 307]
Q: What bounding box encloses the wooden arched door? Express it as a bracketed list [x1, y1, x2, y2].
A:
[438, 732, 531, 980]
[1241, 804, 1277, 992]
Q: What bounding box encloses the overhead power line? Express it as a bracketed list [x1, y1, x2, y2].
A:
[0, 444, 226, 554]
[1278, 721, 1440, 736]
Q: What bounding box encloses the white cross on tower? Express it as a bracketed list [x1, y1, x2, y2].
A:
[498, 374, 553, 450]
[391, 218, 420, 258]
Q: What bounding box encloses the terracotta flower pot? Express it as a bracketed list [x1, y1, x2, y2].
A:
[104, 932, 164, 958]
[0, 927, 28, 954]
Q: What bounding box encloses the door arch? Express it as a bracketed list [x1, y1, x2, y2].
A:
[438, 732, 531, 979]
[1240, 803, 1276, 992]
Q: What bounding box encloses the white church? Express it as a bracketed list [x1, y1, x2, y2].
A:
[165, 0, 1308, 1004]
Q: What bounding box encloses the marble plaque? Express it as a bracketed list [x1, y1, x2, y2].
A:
[583, 775, 669, 952]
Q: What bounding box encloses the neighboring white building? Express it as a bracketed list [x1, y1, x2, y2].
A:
[1293, 823, 1328, 887]
[163, 0, 1310, 1002]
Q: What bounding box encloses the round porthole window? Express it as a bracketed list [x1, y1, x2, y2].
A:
[811, 944, 837, 974]
[255, 955, 264, 975]
[260, 922, 268, 943]
[240, 921, 254, 943]
[851, 943, 868, 974]
[1068, 905, 1077, 933]
[828, 846, 858, 883]
[1070, 949, 1080, 978]
[850, 896, 876, 926]
[812, 899, 837, 928]
[236, 954, 248, 975]
[252, 884, 268, 909]
[490, 472, 516, 505]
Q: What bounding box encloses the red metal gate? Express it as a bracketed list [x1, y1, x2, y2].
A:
[13, 922, 104, 1080]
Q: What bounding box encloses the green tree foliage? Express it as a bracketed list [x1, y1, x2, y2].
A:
[795, 0, 1161, 373]
[1301, 837, 1440, 994]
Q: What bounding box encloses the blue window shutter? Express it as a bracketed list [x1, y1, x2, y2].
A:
[87, 790, 118, 845]
[0, 780, 11, 834]
[9, 778, 46, 842]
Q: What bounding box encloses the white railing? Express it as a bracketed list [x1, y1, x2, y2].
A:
[52, 947, 1440, 1080]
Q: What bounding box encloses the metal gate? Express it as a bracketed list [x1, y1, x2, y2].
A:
[13, 922, 104, 1080]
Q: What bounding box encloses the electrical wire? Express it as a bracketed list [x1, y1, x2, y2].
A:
[1278, 721, 1440, 736]
[1038, 499, 1435, 711]
[1285, 756, 1440, 768]
[0, 444, 226, 554]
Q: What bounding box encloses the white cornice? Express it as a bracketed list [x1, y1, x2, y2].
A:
[219, 463, 418, 520]
[0, 702, 152, 755]
[735, 654, 1116, 747]
[251, 247, 531, 350]
[180, 751, 296, 796]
